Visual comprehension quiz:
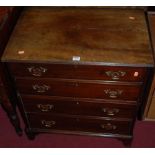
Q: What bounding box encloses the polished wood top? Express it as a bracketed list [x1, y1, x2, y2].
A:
[2, 7, 154, 66]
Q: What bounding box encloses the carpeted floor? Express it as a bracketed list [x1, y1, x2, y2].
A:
[0, 106, 155, 148]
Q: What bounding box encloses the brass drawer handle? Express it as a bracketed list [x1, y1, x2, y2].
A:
[37, 104, 54, 112]
[32, 84, 50, 93]
[100, 123, 117, 130]
[105, 71, 126, 80]
[28, 66, 47, 76]
[104, 89, 123, 98]
[102, 108, 120, 116]
[41, 120, 56, 128]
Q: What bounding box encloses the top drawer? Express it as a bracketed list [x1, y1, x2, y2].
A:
[8, 63, 147, 82]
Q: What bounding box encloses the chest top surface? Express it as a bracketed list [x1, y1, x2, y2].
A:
[1, 7, 154, 66]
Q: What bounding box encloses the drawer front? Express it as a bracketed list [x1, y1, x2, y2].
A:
[16, 78, 142, 101]
[9, 63, 146, 82]
[22, 95, 137, 118]
[27, 113, 132, 135]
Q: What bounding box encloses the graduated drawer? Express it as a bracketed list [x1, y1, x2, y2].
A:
[8, 63, 147, 82]
[21, 95, 137, 118]
[27, 113, 132, 135]
[16, 78, 142, 101]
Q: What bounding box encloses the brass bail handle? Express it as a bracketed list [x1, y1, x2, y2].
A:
[28, 66, 47, 76]
[37, 104, 54, 112]
[32, 84, 50, 93]
[41, 120, 56, 128]
[105, 71, 126, 80]
[100, 123, 117, 130]
[104, 89, 123, 98]
[102, 108, 120, 116]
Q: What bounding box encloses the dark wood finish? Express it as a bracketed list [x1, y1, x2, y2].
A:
[27, 113, 132, 135]
[21, 95, 137, 118]
[16, 78, 142, 101]
[25, 128, 36, 140]
[2, 7, 153, 66]
[9, 63, 147, 82]
[117, 138, 133, 147]
[1, 7, 154, 146]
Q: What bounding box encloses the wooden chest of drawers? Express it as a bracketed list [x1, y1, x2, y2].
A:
[1, 7, 154, 145]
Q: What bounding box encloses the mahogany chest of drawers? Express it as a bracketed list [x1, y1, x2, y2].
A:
[1, 7, 154, 145]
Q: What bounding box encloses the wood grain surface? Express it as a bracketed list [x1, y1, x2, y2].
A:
[2, 7, 153, 66]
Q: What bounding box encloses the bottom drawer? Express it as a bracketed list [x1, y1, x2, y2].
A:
[27, 114, 132, 135]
